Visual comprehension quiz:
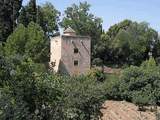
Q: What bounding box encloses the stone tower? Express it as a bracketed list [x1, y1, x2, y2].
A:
[50, 27, 91, 76]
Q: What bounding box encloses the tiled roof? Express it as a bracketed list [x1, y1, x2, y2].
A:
[64, 27, 76, 33]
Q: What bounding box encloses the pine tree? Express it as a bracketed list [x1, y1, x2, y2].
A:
[4, 22, 49, 63]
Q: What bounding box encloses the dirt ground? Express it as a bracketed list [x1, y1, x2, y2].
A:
[100, 100, 157, 120]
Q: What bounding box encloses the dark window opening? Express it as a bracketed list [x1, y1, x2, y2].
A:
[74, 60, 78, 66]
[51, 61, 56, 67]
[74, 48, 79, 54]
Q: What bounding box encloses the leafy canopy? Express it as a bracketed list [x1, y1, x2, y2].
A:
[18, 1, 60, 37]
[0, 0, 23, 42]
[61, 1, 103, 53]
[94, 20, 159, 66]
[4, 22, 49, 63]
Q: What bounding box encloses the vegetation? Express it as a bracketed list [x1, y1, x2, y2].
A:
[1, 0, 160, 119]
[94, 20, 159, 66]
[4, 22, 49, 63]
[18, 1, 60, 37]
[61, 2, 103, 55]
[0, 54, 107, 119]
[0, 14, 106, 119]
[105, 58, 160, 110]
[0, 0, 23, 42]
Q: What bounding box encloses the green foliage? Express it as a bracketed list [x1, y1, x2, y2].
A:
[95, 20, 159, 66]
[61, 1, 103, 53]
[0, 87, 30, 120]
[103, 74, 120, 100]
[62, 75, 105, 120]
[2, 0, 160, 119]
[39, 2, 60, 36]
[0, 55, 64, 119]
[116, 58, 160, 106]
[141, 57, 156, 69]
[92, 58, 103, 66]
[87, 68, 106, 82]
[0, 0, 23, 42]
[18, 1, 60, 37]
[132, 91, 153, 111]
[4, 22, 49, 63]
[4, 24, 26, 56]
[18, 0, 37, 26]
[0, 52, 107, 119]
[99, 58, 160, 109]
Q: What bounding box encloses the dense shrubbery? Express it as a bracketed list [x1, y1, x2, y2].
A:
[0, 53, 107, 119]
[61, 75, 105, 119]
[105, 58, 160, 109]
[87, 68, 106, 82]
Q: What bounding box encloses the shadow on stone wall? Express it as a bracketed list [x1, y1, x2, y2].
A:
[58, 60, 70, 75]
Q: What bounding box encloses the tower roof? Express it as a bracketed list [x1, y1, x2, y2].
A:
[63, 27, 76, 36]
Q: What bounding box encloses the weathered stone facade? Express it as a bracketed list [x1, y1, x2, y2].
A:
[50, 27, 91, 76]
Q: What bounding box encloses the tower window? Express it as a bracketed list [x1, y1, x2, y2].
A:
[74, 60, 78, 66]
[74, 48, 79, 54]
[51, 61, 56, 67]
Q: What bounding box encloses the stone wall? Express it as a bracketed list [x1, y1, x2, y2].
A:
[50, 36, 62, 72]
[61, 35, 91, 75]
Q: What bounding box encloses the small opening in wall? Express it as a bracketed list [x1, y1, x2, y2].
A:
[74, 48, 79, 54]
[74, 60, 78, 66]
[51, 61, 56, 67]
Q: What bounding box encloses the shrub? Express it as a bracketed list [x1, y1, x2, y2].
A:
[87, 68, 106, 82]
[118, 58, 160, 106]
[62, 75, 106, 120]
[0, 55, 106, 119]
[92, 58, 103, 66]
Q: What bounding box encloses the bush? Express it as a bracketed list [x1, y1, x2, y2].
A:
[92, 58, 103, 66]
[87, 68, 106, 82]
[132, 91, 152, 111]
[0, 55, 107, 119]
[62, 75, 106, 120]
[118, 58, 160, 106]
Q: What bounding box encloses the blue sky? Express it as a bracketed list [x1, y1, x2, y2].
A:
[23, 0, 160, 32]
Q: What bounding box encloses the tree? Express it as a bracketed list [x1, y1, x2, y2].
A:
[0, 0, 23, 42]
[95, 20, 159, 66]
[61, 1, 103, 54]
[18, 0, 36, 26]
[93, 32, 111, 65]
[94, 20, 133, 66]
[18, 1, 60, 37]
[39, 2, 60, 37]
[0, 54, 64, 119]
[4, 22, 49, 63]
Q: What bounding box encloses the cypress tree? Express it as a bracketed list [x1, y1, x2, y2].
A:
[18, 1, 60, 37]
[0, 0, 23, 42]
[18, 0, 37, 26]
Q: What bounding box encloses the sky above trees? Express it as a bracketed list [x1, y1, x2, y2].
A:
[23, 0, 160, 32]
